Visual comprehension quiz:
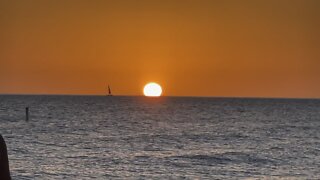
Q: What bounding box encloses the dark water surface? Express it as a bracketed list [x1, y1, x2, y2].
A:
[0, 95, 319, 179]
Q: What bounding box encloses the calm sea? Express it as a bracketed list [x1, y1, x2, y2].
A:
[0, 95, 319, 179]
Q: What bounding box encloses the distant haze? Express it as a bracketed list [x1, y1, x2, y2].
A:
[1, 0, 319, 98]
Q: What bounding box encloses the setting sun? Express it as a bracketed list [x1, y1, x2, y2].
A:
[143, 83, 162, 97]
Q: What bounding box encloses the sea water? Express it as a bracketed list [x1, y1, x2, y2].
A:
[0, 95, 319, 179]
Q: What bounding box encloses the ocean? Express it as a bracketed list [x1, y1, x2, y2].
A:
[0, 95, 319, 179]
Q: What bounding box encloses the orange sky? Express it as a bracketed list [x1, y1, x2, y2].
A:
[1, 0, 319, 98]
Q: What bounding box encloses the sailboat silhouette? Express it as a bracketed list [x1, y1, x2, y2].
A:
[107, 85, 113, 96]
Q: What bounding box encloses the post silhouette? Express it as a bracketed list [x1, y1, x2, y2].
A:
[0, 134, 11, 180]
[26, 107, 29, 121]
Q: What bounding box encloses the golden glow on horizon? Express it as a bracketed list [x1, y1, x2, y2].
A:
[143, 83, 162, 97]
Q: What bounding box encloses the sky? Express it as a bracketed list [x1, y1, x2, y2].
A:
[1, 0, 319, 98]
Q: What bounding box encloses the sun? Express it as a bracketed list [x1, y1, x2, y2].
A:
[143, 82, 162, 97]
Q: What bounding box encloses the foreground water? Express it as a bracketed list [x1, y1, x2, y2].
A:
[0, 95, 319, 179]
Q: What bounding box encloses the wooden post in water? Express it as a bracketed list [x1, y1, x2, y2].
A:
[26, 107, 29, 122]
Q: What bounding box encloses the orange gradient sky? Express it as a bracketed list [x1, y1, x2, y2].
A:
[1, 0, 319, 98]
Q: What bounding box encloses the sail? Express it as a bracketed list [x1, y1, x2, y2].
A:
[108, 85, 112, 96]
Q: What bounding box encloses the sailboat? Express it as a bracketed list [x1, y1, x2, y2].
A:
[107, 85, 113, 96]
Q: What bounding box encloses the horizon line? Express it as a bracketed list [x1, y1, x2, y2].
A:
[0, 93, 319, 100]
